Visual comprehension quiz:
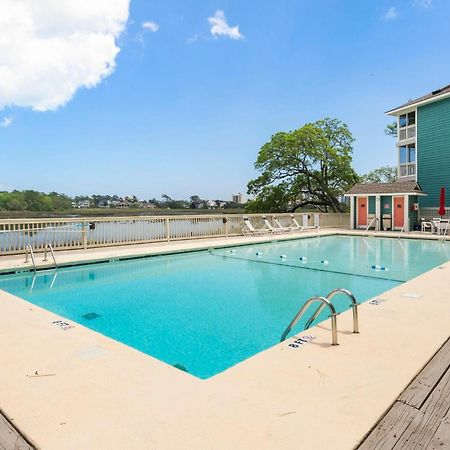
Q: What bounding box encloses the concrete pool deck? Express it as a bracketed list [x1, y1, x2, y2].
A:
[0, 229, 449, 449]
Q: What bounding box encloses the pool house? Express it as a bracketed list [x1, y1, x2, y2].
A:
[346, 181, 426, 231]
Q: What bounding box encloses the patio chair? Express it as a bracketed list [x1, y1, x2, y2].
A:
[242, 217, 273, 236]
[431, 218, 442, 234]
[437, 219, 450, 236]
[421, 220, 432, 232]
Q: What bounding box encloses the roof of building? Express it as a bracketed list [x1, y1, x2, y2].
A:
[386, 84, 450, 114]
[346, 181, 425, 195]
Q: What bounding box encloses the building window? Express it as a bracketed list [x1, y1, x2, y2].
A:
[399, 144, 416, 177]
[399, 111, 416, 128]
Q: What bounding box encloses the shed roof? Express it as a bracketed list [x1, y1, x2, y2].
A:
[346, 181, 425, 195]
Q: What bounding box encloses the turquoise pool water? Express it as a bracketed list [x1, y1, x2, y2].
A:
[0, 235, 448, 378]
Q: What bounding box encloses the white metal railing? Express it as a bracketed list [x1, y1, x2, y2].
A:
[0, 213, 350, 255]
[398, 124, 416, 142]
[399, 163, 416, 177]
[418, 208, 450, 222]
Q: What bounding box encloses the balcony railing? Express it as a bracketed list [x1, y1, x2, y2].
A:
[398, 125, 416, 142]
[399, 163, 416, 177]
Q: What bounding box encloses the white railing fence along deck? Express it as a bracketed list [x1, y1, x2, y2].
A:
[0, 213, 350, 255]
[419, 208, 450, 221]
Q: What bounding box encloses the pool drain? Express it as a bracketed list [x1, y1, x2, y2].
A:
[82, 312, 101, 320]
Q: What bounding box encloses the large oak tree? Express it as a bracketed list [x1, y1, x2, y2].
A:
[246, 118, 359, 213]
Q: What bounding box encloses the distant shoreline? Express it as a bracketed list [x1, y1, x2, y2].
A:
[0, 208, 246, 219]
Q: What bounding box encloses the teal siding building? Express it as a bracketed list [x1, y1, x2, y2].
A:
[346, 84, 450, 231]
[417, 96, 450, 207]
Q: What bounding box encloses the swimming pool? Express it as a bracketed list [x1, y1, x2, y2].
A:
[0, 235, 448, 378]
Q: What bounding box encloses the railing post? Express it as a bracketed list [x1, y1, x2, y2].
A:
[82, 222, 88, 249]
[166, 218, 171, 241]
[224, 217, 228, 237]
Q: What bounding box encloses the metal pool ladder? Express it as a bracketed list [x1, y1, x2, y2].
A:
[305, 288, 359, 333]
[43, 243, 58, 268]
[280, 288, 359, 346]
[280, 296, 339, 345]
[24, 244, 37, 272]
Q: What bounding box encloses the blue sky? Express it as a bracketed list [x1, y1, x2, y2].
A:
[1, 0, 449, 200]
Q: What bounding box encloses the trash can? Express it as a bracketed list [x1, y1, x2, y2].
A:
[382, 214, 392, 231]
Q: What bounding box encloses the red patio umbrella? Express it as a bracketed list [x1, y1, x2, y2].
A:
[438, 187, 446, 217]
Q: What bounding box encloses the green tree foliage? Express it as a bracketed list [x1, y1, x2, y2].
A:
[246, 118, 359, 213]
[361, 166, 398, 184]
[385, 122, 397, 138]
[160, 194, 189, 209]
[0, 190, 72, 211]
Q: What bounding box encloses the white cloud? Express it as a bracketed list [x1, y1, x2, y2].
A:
[384, 6, 398, 20]
[142, 21, 159, 32]
[0, 116, 12, 127]
[0, 0, 130, 112]
[414, 0, 432, 8]
[208, 10, 244, 40]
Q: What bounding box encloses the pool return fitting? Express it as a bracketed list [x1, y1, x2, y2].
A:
[280, 288, 359, 346]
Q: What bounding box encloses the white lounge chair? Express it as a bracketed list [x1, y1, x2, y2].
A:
[263, 217, 286, 234]
[274, 218, 293, 232]
[242, 217, 273, 236]
[289, 214, 303, 231]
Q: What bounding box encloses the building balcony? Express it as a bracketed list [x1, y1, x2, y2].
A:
[399, 162, 416, 178]
[398, 124, 416, 143]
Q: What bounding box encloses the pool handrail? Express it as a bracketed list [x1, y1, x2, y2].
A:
[304, 288, 359, 334]
[363, 217, 379, 236]
[24, 244, 37, 272]
[43, 242, 58, 268]
[280, 296, 338, 345]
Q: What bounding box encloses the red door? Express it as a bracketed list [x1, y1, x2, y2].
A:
[357, 197, 367, 226]
[394, 196, 405, 228]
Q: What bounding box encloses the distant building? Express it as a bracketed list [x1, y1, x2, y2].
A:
[232, 193, 246, 204]
[111, 200, 132, 209]
[139, 202, 156, 209]
[72, 200, 91, 209]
